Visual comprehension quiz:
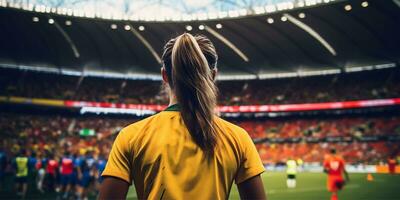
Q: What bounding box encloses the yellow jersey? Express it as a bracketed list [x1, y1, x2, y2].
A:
[102, 105, 265, 200]
[15, 157, 28, 177]
[286, 160, 297, 175]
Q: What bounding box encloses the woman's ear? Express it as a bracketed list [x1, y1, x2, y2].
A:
[161, 67, 169, 84]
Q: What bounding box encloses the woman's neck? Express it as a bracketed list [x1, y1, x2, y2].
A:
[168, 91, 178, 106]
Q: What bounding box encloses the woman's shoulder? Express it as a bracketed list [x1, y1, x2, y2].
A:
[215, 116, 249, 138]
[121, 112, 164, 134]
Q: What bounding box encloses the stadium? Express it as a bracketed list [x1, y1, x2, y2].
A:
[0, 0, 399, 199]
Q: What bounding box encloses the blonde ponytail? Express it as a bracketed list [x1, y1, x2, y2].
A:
[162, 33, 218, 155]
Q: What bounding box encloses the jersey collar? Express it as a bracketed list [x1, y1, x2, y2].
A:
[164, 104, 180, 111]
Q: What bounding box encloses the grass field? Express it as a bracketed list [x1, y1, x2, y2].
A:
[126, 172, 400, 200]
[1, 172, 399, 199]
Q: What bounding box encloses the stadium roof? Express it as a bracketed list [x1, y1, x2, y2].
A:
[0, 0, 399, 80]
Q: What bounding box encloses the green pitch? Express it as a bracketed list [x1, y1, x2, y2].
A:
[126, 172, 400, 200]
[1, 172, 399, 199]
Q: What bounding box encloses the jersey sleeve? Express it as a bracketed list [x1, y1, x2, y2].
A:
[235, 130, 265, 184]
[101, 129, 133, 184]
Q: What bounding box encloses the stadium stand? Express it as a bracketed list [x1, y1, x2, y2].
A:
[1, 67, 399, 105]
[1, 113, 399, 165]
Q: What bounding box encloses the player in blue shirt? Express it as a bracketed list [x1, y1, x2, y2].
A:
[77, 151, 96, 200]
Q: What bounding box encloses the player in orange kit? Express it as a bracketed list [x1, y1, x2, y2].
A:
[388, 155, 397, 174]
[323, 148, 349, 200]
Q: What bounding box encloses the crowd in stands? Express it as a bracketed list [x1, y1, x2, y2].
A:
[256, 142, 397, 165]
[1, 67, 399, 105]
[0, 113, 135, 199]
[0, 112, 399, 198]
[237, 117, 400, 139]
[235, 116, 400, 164]
[1, 113, 398, 168]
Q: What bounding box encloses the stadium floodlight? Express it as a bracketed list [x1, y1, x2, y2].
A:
[45, 6, 51, 13]
[299, 13, 306, 18]
[66, 9, 73, 16]
[32, 16, 39, 22]
[186, 25, 193, 31]
[267, 18, 274, 24]
[361, 1, 369, 8]
[124, 25, 131, 31]
[228, 10, 239, 18]
[129, 14, 139, 21]
[277, 2, 294, 11]
[197, 12, 208, 20]
[216, 23, 223, 29]
[48, 18, 55, 24]
[208, 12, 218, 20]
[138, 25, 145, 31]
[254, 6, 266, 14]
[344, 5, 352, 11]
[9, 2, 21, 9]
[182, 14, 193, 21]
[305, 0, 318, 6]
[218, 11, 228, 18]
[265, 5, 277, 13]
[110, 24, 117, 30]
[281, 16, 288, 21]
[199, 25, 205, 30]
[238, 9, 247, 16]
[297, 1, 305, 7]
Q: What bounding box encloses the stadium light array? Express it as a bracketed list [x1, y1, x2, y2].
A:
[1, 0, 338, 22]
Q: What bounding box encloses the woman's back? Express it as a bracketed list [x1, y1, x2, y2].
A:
[102, 105, 264, 199]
